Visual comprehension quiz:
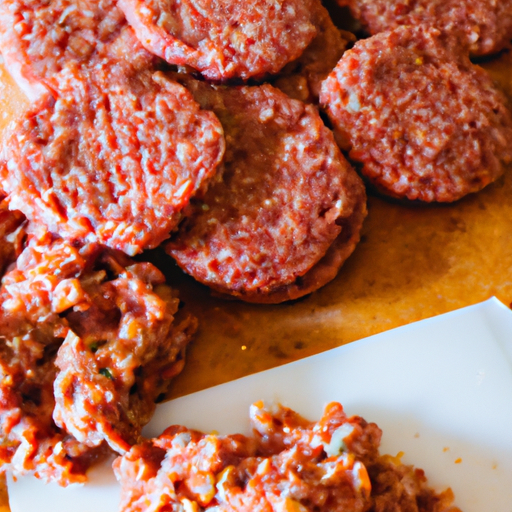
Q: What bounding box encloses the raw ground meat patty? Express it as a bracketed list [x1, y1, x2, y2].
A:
[337, 0, 512, 56]
[167, 78, 366, 303]
[0, 234, 197, 484]
[320, 25, 512, 203]
[273, 1, 355, 104]
[0, 0, 126, 101]
[118, 0, 319, 81]
[0, 52, 225, 255]
[113, 402, 458, 512]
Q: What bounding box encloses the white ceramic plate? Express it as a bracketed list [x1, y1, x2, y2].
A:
[9, 297, 512, 512]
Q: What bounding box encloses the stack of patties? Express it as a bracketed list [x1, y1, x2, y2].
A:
[0, 0, 367, 485]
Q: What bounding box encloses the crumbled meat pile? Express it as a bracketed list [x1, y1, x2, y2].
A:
[114, 402, 460, 512]
[0, 222, 202, 476]
[0, 234, 197, 483]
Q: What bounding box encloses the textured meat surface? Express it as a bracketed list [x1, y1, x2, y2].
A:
[118, 0, 318, 80]
[53, 258, 197, 454]
[0, 196, 25, 277]
[0, 54, 225, 255]
[0, 235, 197, 483]
[337, 0, 512, 56]
[321, 25, 512, 203]
[114, 402, 457, 512]
[0, 0, 126, 100]
[0, 237, 107, 484]
[167, 79, 366, 302]
[274, 2, 355, 104]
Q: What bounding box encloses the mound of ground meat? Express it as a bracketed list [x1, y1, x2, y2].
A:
[336, 0, 512, 57]
[0, 0, 126, 101]
[167, 78, 366, 303]
[273, 1, 355, 104]
[114, 402, 459, 512]
[0, 234, 197, 484]
[0, 46, 225, 255]
[320, 25, 512, 203]
[118, 0, 319, 81]
[53, 257, 197, 454]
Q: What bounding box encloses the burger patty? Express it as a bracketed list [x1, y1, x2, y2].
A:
[320, 25, 512, 203]
[167, 78, 366, 303]
[118, 0, 319, 81]
[336, 0, 512, 56]
[0, 0, 126, 101]
[0, 45, 225, 255]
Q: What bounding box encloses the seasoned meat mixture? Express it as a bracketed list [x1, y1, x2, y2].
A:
[54, 257, 197, 454]
[274, 1, 355, 104]
[0, 237, 108, 484]
[0, 234, 197, 484]
[0, 0, 126, 100]
[320, 25, 512, 202]
[167, 78, 366, 303]
[0, 196, 25, 277]
[336, 0, 512, 56]
[114, 402, 459, 512]
[0, 42, 225, 255]
[118, 0, 319, 81]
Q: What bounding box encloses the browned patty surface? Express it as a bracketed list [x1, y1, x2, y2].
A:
[321, 25, 512, 202]
[118, 0, 319, 81]
[0, 0, 126, 100]
[0, 47, 225, 255]
[337, 0, 512, 56]
[167, 78, 366, 303]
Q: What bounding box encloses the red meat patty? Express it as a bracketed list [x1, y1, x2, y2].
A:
[0, 0, 126, 101]
[0, 54, 225, 255]
[336, 0, 512, 56]
[320, 25, 512, 203]
[167, 78, 366, 303]
[118, 0, 320, 81]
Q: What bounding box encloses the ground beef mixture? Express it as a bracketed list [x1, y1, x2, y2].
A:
[336, 0, 512, 57]
[0, 234, 197, 484]
[118, 0, 319, 81]
[320, 25, 512, 203]
[114, 402, 460, 512]
[273, 2, 355, 104]
[0, 197, 25, 277]
[0, 0, 126, 101]
[166, 78, 366, 303]
[0, 38, 225, 255]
